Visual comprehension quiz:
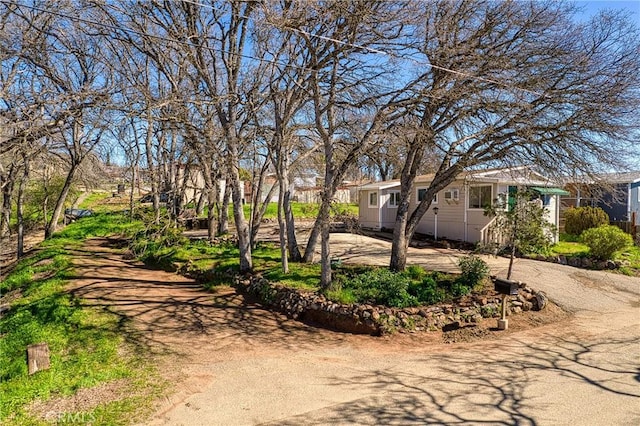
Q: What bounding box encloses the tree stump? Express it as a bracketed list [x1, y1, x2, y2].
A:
[27, 342, 50, 375]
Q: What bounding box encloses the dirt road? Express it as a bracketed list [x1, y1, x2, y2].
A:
[66, 235, 639, 425]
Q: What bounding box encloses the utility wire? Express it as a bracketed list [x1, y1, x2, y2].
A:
[4, 0, 542, 99]
[179, 0, 544, 97]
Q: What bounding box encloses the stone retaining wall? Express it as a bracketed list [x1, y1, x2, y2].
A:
[524, 254, 623, 270]
[235, 275, 548, 335]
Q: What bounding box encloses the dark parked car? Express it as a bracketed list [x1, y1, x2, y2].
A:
[139, 193, 169, 203]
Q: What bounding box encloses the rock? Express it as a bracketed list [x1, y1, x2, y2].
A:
[371, 310, 380, 321]
[568, 257, 580, 267]
[581, 258, 593, 268]
[557, 255, 567, 265]
[522, 301, 533, 311]
[442, 321, 460, 332]
[534, 291, 548, 311]
[606, 260, 617, 270]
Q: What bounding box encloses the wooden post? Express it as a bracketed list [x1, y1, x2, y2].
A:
[27, 343, 50, 375]
[498, 295, 509, 330]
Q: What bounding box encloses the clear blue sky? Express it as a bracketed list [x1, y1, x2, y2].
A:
[574, 0, 639, 22]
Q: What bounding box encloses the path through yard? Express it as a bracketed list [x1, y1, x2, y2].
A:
[66, 236, 639, 425]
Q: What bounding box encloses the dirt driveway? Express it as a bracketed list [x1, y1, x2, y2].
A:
[62, 233, 640, 425]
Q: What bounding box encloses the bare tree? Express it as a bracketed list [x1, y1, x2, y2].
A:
[5, 2, 114, 238]
[274, 1, 410, 288]
[388, 1, 640, 271]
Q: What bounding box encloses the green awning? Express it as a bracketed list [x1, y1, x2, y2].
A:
[531, 187, 570, 196]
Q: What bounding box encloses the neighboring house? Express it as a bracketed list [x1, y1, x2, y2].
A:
[359, 166, 568, 244]
[294, 186, 351, 204]
[259, 173, 319, 204]
[173, 165, 245, 205]
[259, 173, 360, 204]
[562, 172, 640, 225]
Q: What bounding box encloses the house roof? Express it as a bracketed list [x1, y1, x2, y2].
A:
[561, 171, 640, 185]
[597, 171, 640, 184]
[415, 166, 556, 186]
[362, 166, 565, 191]
[358, 181, 400, 191]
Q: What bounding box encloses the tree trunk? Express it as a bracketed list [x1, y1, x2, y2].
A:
[144, 111, 160, 225]
[17, 157, 29, 258]
[45, 163, 77, 239]
[249, 181, 276, 250]
[227, 145, 251, 272]
[389, 203, 410, 272]
[0, 164, 17, 238]
[284, 193, 302, 262]
[195, 191, 205, 216]
[302, 214, 321, 263]
[507, 244, 516, 280]
[318, 199, 332, 289]
[217, 179, 230, 234]
[128, 142, 141, 222]
[277, 174, 289, 273]
[207, 188, 216, 243]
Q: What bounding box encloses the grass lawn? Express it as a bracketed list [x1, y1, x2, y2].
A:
[549, 241, 590, 257]
[134, 227, 479, 308]
[549, 234, 640, 275]
[0, 213, 161, 425]
[194, 202, 359, 220]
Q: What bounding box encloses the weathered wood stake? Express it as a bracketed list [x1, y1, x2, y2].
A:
[27, 342, 50, 375]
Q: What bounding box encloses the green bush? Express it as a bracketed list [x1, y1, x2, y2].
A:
[580, 225, 633, 260]
[407, 276, 446, 305]
[564, 206, 609, 236]
[405, 265, 426, 280]
[343, 269, 418, 308]
[457, 255, 490, 287]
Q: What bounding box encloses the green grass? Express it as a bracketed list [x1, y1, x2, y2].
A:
[263, 262, 322, 290]
[549, 241, 590, 257]
[78, 191, 117, 212]
[206, 202, 358, 220]
[0, 213, 161, 425]
[615, 245, 640, 275]
[550, 233, 640, 274]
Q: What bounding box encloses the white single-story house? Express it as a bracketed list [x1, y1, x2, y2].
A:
[358, 166, 569, 244]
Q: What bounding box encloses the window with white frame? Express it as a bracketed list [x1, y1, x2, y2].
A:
[417, 188, 438, 203]
[468, 185, 492, 209]
[368, 191, 378, 207]
[444, 188, 459, 201]
[389, 191, 400, 207]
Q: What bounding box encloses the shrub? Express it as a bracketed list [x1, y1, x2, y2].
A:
[407, 276, 446, 305]
[580, 225, 633, 260]
[564, 206, 609, 236]
[405, 265, 426, 280]
[343, 269, 418, 308]
[457, 255, 490, 287]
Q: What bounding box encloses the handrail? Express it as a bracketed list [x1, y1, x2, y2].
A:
[479, 216, 497, 245]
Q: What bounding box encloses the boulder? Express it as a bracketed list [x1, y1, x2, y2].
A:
[534, 291, 548, 311]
